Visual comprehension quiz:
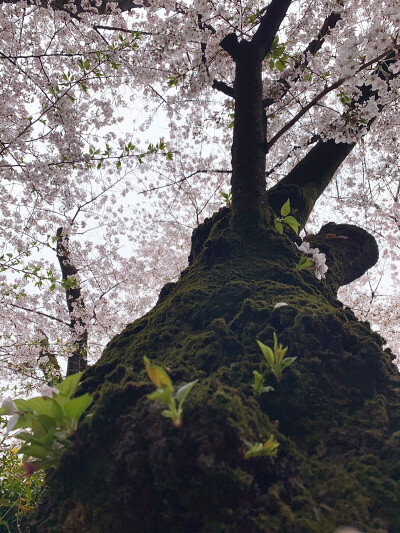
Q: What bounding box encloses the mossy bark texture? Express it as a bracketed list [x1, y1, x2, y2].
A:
[32, 208, 400, 533]
[30, 2, 400, 530]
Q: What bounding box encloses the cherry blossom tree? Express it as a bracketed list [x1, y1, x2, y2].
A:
[0, 0, 399, 387]
[1, 0, 400, 530]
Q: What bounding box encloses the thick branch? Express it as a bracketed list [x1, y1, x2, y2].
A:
[306, 11, 341, 56]
[220, 1, 292, 224]
[267, 138, 355, 226]
[252, 0, 292, 57]
[212, 79, 234, 98]
[267, 46, 400, 226]
[56, 228, 88, 376]
[230, 42, 267, 222]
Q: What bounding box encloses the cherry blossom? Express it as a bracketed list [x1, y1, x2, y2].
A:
[0, 0, 399, 384]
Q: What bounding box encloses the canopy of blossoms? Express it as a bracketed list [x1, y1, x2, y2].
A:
[0, 0, 399, 382]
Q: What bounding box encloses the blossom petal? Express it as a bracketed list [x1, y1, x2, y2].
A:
[1, 396, 18, 414]
[41, 385, 59, 398]
[6, 413, 20, 435]
[295, 241, 312, 254]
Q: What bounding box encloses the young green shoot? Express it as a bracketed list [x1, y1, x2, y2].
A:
[274, 199, 300, 235]
[144, 356, 197, 427]
[257, 332, 296, 382]
[219, 190, 232, 206]
[252, 370, 274, 395]
[243, 435, 279, 459]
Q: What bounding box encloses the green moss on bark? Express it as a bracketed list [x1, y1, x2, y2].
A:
[32, 210, 400, 533]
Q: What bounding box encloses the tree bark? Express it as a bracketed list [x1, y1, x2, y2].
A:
[30, 4, 400, 532]
[56, 228, 88, 376]
[220, 0, 292, 225]
[32, 206, 400, 533]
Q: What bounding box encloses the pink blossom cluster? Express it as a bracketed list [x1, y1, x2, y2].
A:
[295, 241, 328, 280]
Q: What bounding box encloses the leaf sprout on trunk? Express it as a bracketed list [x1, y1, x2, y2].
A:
[144, 356, 198, 427]
[243, 435, 280, 459]
[257, 332, 296, 382]
[274, 199, 300, 235]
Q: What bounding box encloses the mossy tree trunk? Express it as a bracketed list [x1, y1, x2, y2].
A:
[32, 2, 400, 532]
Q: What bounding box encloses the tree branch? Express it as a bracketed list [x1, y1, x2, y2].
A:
[211, 79, 234, 98]
[263, 10, 342, 108]
[7, 302, 70, 326]
[267, 46, 400, 226]
[251, 0, 292, 57]
[266, 78, 344, 151]
[267, 138, 355, 226]
[139, 169, 231, 194]
[0, 0, 149, 14]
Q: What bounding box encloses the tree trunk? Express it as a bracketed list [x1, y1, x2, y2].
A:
[32, 206, 400, 532]
[31, 2, 400, 529]
[56, 228, 88, 376]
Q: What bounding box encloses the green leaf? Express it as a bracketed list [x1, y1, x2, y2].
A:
[36, 414, 58, 433]
[275, 59, 285, 71]
[257, 340, 275, 369]
[147, 388, 173, 406]
[16, 430, 37, 443]
[63, 394, 93, 420]
[17, 428, 56, 448]
[167, 75, 179, 87]
[57, 371, 84, 398]
[263, 386, 274, 393]
[283, 216, 300, 234]
[280, 357, 297, 370]
[244, 436, 279, 459]
[31, 417, 50, 438]
[176, 380, 198, 406]
[280, 199, 290, 217]
[296, 256, 314, 270]
[144, 356, 172, 389]
[275, 46, 286, 57]
[18, 443, 49, 459]
[275, 222, 284, 235]
[15, 397, 64, 421]
[253, 371, 274, 395]
[161, 408, 175, 420]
